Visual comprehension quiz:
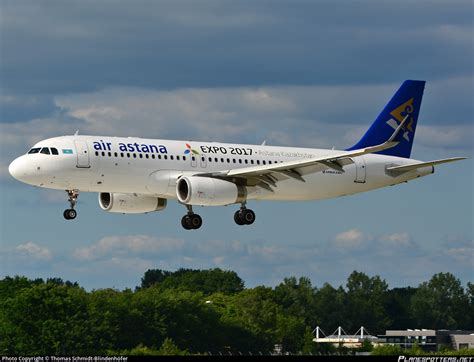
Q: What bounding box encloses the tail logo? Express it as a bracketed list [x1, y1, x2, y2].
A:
[387, 98, 414, 142]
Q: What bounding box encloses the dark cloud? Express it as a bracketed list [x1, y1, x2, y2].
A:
[0, 95, 59, 123]
[1, 0, 472, 95]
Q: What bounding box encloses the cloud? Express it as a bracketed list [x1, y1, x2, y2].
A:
[417, 125, 473, 150]
[380, 232, 412, 247]
[2, 1, 472, 95]
[73, 235, 185, 261]
[15, 242, 52, 261]
[333, 229, 366, 249]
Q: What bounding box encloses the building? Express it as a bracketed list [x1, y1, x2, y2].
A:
[378, 329, 474, 351]
[313, 327, 474, 351]
[312, 326, 383, 348]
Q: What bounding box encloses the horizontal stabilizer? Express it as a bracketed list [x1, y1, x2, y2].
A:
[386, 157, 467, 174]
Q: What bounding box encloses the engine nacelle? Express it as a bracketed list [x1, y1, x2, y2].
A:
[176, 176, 246, 206]
[99, 192, 167, 213]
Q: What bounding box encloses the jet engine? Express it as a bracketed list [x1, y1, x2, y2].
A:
[98, 192, 167, 213]
[176, 176, 246, 206]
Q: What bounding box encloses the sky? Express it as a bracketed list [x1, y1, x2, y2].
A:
[0, 0, 472, 291]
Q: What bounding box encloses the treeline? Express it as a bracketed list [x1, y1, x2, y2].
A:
[0, 269, 472, 355]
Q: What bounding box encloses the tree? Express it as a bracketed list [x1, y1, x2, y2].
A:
[139, 268, 244, 295]
[411, 272, 469, 329]
[313, 283, 346, 332]
[344, 271, 390, 333]
[385, 287, 417, 329]
[0, 281, 92, 355]
[274, 277, 318, 326]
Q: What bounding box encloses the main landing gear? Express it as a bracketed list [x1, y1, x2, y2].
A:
[180, 203, 256, 230]
[234, 203, 256, 226]
[181, 205, 203, 230]
[63, 190, 79, 220]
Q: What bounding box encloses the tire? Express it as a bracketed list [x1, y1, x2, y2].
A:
[64, 209, 76, 220]
[242, 209, 255, 225]
[234, 210, 244, 225]
[66, 209, 77, 220]
[191, 214, 202, 229]
[181, 215, 192, 230]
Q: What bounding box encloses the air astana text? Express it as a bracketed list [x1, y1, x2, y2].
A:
[93, 140, 168, 154]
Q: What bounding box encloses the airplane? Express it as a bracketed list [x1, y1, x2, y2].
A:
[8, 80, 465, 230]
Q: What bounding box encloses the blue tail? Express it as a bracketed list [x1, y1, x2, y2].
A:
[346, 80, 425, 158]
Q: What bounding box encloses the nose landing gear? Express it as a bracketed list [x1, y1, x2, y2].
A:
[63, 190, 79, 220]
[181, 205, 202, 230]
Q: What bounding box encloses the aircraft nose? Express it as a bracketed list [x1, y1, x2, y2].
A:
[9, 156, 27, 181]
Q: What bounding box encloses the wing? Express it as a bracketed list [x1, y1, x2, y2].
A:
[195, 114, 412, 191]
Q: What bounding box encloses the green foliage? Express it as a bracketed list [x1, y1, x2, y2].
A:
[411, 272, 470, 329]
[140, 268, 244, 295]
[345, 271, 391, 333]
[371, 344, 404, 355]
[1, 269, 472, 356]
[157, 338, 189, 355]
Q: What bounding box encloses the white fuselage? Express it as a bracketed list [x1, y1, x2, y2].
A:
[9, 135, 434, 202]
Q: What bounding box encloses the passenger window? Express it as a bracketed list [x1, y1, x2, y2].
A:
[177, 156, 180, 161]
[263, 160, 266, 165]
[40, 147, 50, 155]
[257, 160, 260, 165]
[28, 148, 41, 154]
[183, 156, 186, 161]
[139, 154, 143, 158]
[164, 155, 168, 160]
[95, 151, 99, 156]
[170, 155, 174, 160]
[51, 148, 59, 155]
[114, 152, 118, 157]
[251, 160, 254, 165]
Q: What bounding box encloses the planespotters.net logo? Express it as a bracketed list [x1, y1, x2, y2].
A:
[184, 143, 199, 155]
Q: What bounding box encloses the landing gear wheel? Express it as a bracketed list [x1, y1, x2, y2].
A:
[181, 213, 203, 230]
[241, 209, 255, 225]
[190, 214, 202, 229]
[181, 215, 192, 230]
[63, 209, 77, 220]
[234, 210, 244, 225]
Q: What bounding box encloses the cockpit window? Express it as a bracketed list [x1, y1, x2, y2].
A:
[40, 147, 50, 155]
[28, 148, 41, 154]
[51, 147, 59, 155]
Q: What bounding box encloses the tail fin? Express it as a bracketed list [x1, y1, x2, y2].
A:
[346, 80, 425, 158]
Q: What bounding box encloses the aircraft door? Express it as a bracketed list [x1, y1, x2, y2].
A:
[353, 157, 366, 183]
[74, 140, 90, 168]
